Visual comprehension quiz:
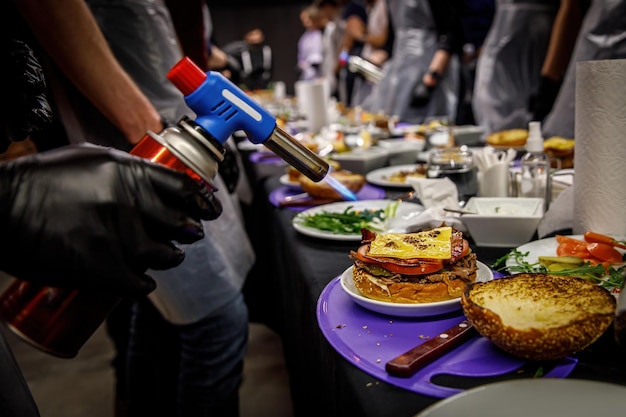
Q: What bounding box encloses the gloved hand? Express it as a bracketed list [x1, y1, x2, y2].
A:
[0, 144, 222, 297]
[528, 76, 562, 122]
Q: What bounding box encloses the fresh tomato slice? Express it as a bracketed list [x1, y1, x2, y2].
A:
[586, 242, 623, 263]
[380, 259, 444, 275]
[556, 235, 590, 258]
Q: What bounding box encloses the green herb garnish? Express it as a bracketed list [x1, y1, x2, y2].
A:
[295, 201, 399, 235]
[491, 249, 626, 292]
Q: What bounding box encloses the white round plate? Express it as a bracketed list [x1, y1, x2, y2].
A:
[505, 234, 626, 273]
[279, 174, 301, 189]
[340, 262, 493, 317]
[366, 164, 427, 188]
[414, 379, 626, 417]
[291, 200, 424, 241]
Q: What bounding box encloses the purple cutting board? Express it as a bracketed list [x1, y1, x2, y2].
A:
[316, 277, 578, 398]
[269, 184, 386, 212]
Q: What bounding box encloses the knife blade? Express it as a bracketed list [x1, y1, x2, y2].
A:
[385, 319, 476, 378]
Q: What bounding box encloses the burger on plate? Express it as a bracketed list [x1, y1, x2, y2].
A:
[349, 226, 477, 304]
[485, 128, 528, 148]
[544, 136, 575, 168]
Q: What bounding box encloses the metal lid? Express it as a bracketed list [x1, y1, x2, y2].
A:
[146, 119, 225, 187]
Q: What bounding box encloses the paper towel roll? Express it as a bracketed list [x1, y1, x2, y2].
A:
[573, 60, 626, 235]
[294, 80, 329, 133]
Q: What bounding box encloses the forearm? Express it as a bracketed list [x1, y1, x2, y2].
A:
[208, 45, 229, 70]
[364, 30, 387, 49]
[541, 0, 584, 81]
[423, 50, 451, 87]
[16, 0, 162, 144]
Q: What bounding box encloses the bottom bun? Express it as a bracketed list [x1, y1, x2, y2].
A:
[352, 266, 475, 304]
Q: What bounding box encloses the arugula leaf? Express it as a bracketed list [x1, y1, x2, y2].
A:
[295, 201, 399, 235]
[491, 249, 626, 292]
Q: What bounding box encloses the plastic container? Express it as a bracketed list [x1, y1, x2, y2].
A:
[519, 121, 551, 211]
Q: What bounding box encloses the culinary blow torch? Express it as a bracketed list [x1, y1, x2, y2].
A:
[167, 57, 329, 182]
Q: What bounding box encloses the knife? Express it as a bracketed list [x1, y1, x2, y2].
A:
[385, 319, 476, 378]
[279, 198, 336, 207]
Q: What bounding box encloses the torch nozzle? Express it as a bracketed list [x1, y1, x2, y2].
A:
[263, 126, 329, 182]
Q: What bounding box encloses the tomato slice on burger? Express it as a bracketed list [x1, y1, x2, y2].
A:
[380, 259, 444, 275]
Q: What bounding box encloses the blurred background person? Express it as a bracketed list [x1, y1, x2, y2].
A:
[472, 0, 559, 135]
[336, 0, 368, 106]
[455, 0, 495, 125]
[350, 0, 393, 107]
[365, 0, 465, 124]
[223, 28, 273, 91]
[297, 4, 324, 81]
[542, 0, 626, 139]
[527, 0, 587, 125]
[317, 0, 344, 98]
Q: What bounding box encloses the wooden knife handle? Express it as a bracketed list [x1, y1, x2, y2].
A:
[279, 198, 335, 207]
[385, 320, 476, 378]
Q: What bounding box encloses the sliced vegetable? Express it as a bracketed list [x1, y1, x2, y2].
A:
[586, 242, 623, 263]
[584, 231, 626, 250]
[555, 236, 590, 258]
[538, 255, 584, 266]
[296, 202, 399, 235]
[380, 259, 444, 275]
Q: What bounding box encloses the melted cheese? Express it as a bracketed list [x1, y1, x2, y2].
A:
[367, 227, 452, 260]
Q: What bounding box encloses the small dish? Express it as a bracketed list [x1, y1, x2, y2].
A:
[331, 147, 389, 174]
[366, 164, 427, 188]
[461, 197, 544, 247]
[340, 263, 493, 317]
[377, 139, 426, 165]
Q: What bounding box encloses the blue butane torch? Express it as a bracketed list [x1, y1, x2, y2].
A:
[167, 57, 329, 182]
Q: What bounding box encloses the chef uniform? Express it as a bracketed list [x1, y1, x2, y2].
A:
[472, 0, 558, 136]
[365, 0, 461, 124]
[542, 0, 626, 139]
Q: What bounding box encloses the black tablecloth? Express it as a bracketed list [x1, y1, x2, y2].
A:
[241, 171, 626, 417]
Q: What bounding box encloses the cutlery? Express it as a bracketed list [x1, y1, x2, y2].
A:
[279, 193, 335, 207]
[442, 207, 477, 215]
[385, 320, 476, 378]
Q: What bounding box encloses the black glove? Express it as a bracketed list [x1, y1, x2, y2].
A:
[0, 144, 222, 297]
[528, 76, 562, 122]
